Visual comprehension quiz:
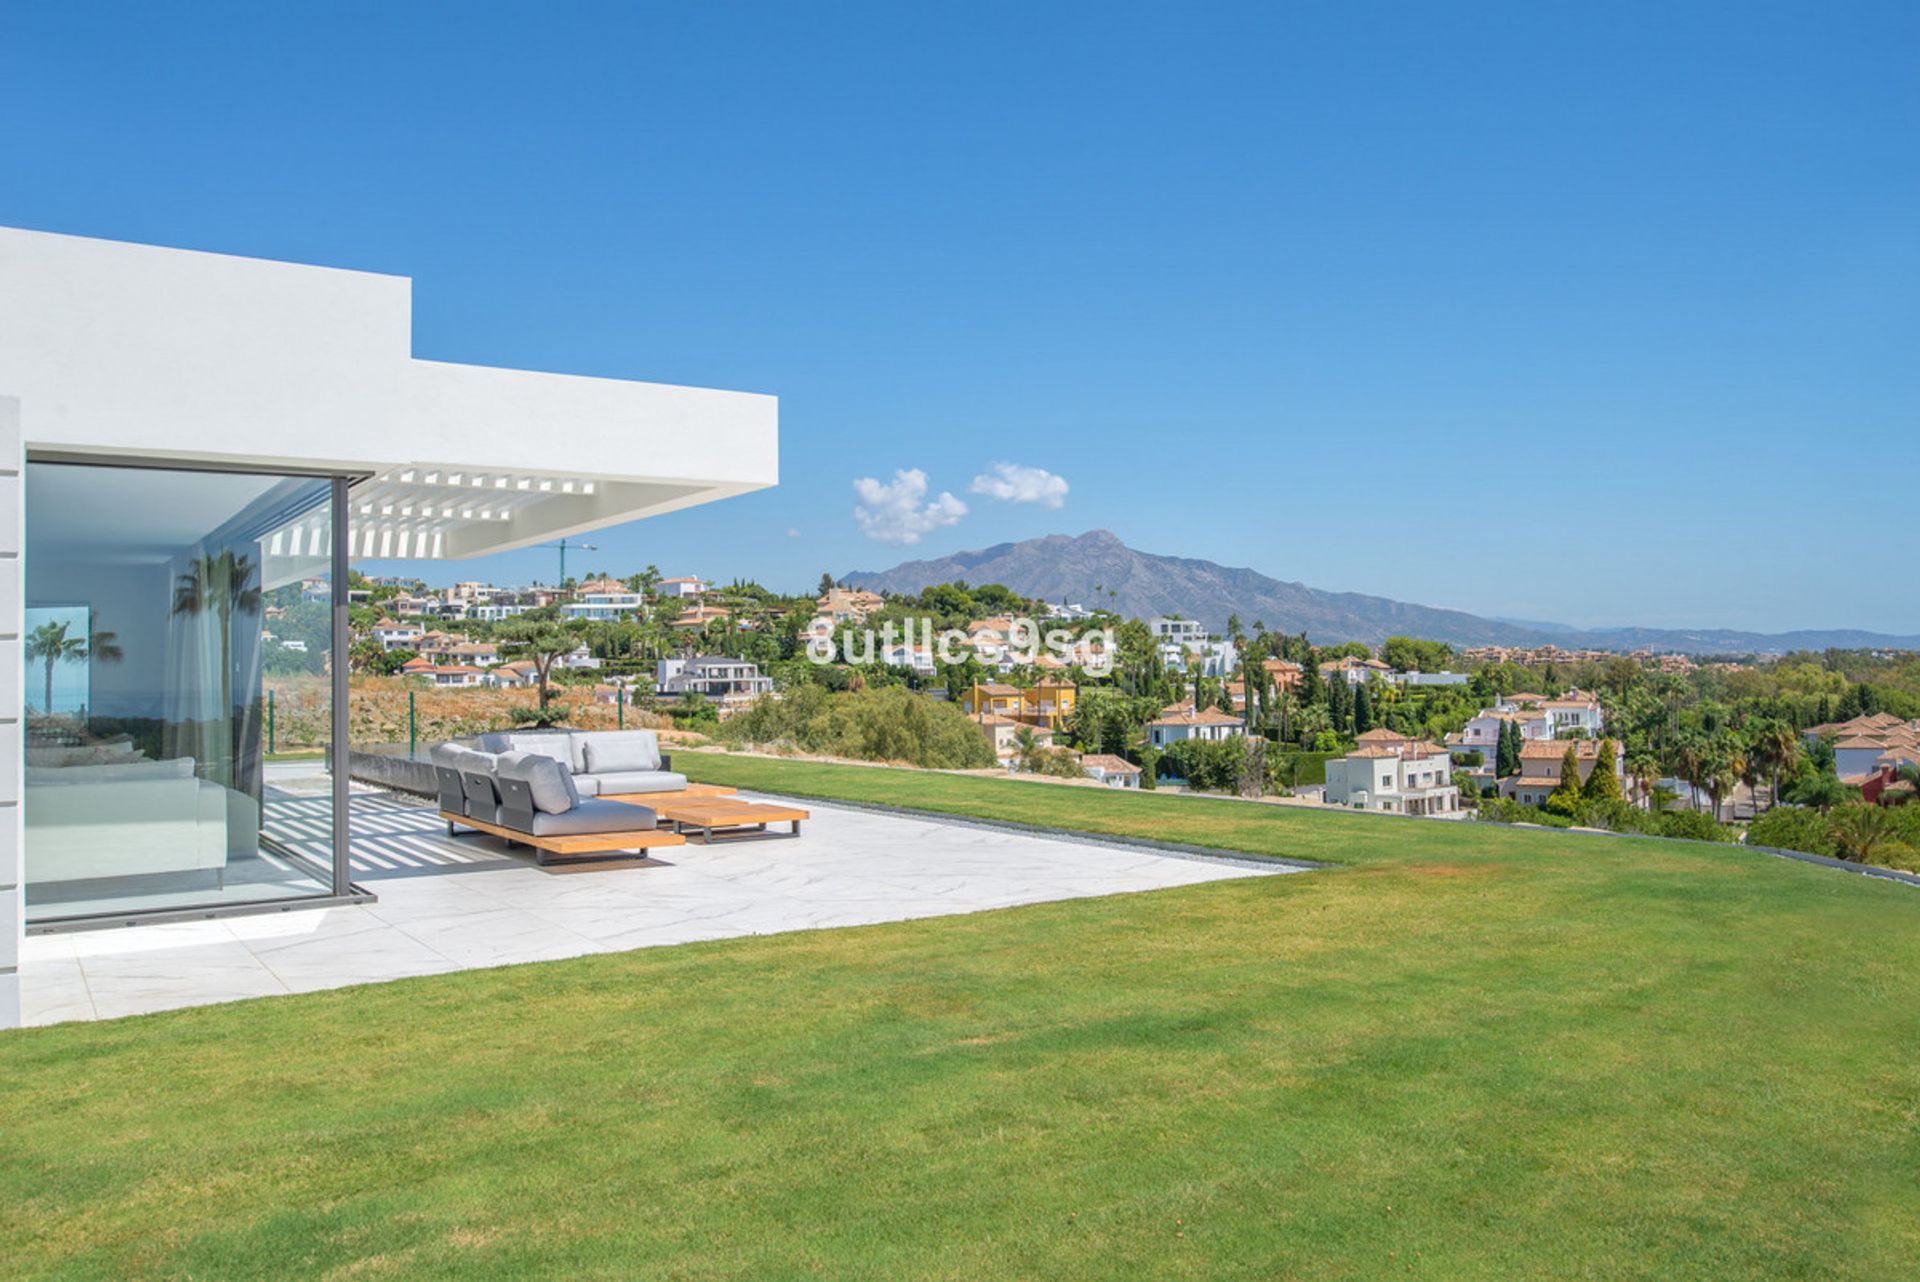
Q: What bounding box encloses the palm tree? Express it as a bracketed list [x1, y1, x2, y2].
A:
[24, 620, 125, 718]
[1667, 733, 1706, 813]
[1628, 750, 1661, 810]
[1788, 770, 1852, 814]
[1011, 726, 1043, 773]
[25, 620, 88, 714]
[1702, 734, 1745, 823]
[1748, 719, 1800, 813]
[171, 550, 264, 770]
[1827, 804, 1903, 864]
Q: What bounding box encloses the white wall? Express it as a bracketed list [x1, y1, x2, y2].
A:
[0, 398, 20, 1027]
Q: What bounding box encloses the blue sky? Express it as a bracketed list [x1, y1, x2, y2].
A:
[4, 2, 1915, 632]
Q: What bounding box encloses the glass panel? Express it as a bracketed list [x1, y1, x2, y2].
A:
[23, 462, 338, 923]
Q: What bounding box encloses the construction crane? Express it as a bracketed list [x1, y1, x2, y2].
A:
[536, 537, 597, 588]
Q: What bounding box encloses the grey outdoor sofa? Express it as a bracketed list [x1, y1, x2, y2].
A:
[428, 730, 689, 862]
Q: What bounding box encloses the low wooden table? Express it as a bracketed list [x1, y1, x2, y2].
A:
[440, 811, 686, 866]
[599, 784, 738, 807]
[641, 796, 809, 843]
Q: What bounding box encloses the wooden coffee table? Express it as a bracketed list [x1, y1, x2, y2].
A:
[643, 796, 809, 843]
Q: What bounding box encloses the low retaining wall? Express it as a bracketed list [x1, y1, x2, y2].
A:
[348, 745, 439, 798]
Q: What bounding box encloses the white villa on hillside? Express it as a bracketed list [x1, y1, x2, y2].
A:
[563, 587, 644, 621]
[818, 588, 885, 622]
[371, 618, 426, 652]
[1081, 755, 1142, 788]
[1323, 742, 1460, 816]
[0, 225, 776, 1027]
[1390, 670, 1470, 687]
[1500, 739, 1628, 806]
[1321, 655, 1395, 686]
[1146, 701, 1246, 749]
[1146, 617, 1208, 671]
[655, 656, 774, 704]
[1494, 690, 1604, 737]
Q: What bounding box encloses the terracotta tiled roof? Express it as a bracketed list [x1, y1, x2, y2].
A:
[1519, 739, 1605, 760]
[1148, 706, 1245, 728]
[1346, 742, 1447, 761]
[1320, 656, 1391, 673]
[1081, 754, 1140, 773]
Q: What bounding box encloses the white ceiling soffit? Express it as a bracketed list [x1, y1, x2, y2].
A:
[263, 466, 714, 562]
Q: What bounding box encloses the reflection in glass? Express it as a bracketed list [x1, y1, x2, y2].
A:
[23, 462, 340, 923]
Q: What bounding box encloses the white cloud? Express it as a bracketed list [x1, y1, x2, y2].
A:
[968, 462, 1069, 509]
[785, 527, 802, 539]
[852, 469, 969, 545]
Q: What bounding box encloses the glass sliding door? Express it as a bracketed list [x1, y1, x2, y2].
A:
[22, 460, 344, 924]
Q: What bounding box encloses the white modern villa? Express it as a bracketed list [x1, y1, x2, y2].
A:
[0, 226, 777, 1027]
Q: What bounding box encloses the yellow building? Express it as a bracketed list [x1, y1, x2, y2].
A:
[1022, 679, 1078, 731]
[961, 680, 1078, 732]
[962, 682, 1025, 720]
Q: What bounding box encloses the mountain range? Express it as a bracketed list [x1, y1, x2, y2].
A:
[844, 531, 1920, 656]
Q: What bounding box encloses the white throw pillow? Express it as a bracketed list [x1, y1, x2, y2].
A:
[581, 732, 660, 774]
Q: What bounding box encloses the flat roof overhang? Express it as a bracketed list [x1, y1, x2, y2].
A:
[0, 227, 777, 558]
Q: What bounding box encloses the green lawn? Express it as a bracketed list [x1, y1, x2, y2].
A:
[3, 755, 1917, 1280]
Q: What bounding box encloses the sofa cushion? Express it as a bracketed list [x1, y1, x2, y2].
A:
[589, 770, 689, 795]
[26, 740, 147, 769]
[569, 773, 602, 798]
[521, 798, 659, 837]
[565, 732, 591, 774]
[431, 743, 491, 772]
[460, 768, 502, 823]
[25, 757, 195, 786]
[581, 731, 662, 774]
[494, 751, 579, 814]
[485, 732, 576, 770]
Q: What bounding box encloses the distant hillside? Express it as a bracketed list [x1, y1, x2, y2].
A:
[845, 530, 1551, 647]
[844, 530, 1920, 655]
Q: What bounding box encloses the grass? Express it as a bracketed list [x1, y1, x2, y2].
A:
[3, 755, 1917, 1279]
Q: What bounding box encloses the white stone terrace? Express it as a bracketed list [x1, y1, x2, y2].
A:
[19, 787, 1294, 1025]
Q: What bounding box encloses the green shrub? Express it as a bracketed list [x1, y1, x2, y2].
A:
[1268, 750, 1340, 787]
[1035, 747, 1086, 779]
[716, 685, 993, 770]
[1160, 737, 1249, 794]
[1652, 810, 1735, 843]
[1747, 807, 1839, 858]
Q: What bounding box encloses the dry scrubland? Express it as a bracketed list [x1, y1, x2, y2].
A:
[263, 677, 670, 751]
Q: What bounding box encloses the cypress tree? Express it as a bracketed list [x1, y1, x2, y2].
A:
[1353, 680, 1374, 734]
[1548, 743, 1586, 813]
[1584, 737, 1623, 802]
[1328, 671, 1351, 734]
[1497, 720, 1519, 778]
